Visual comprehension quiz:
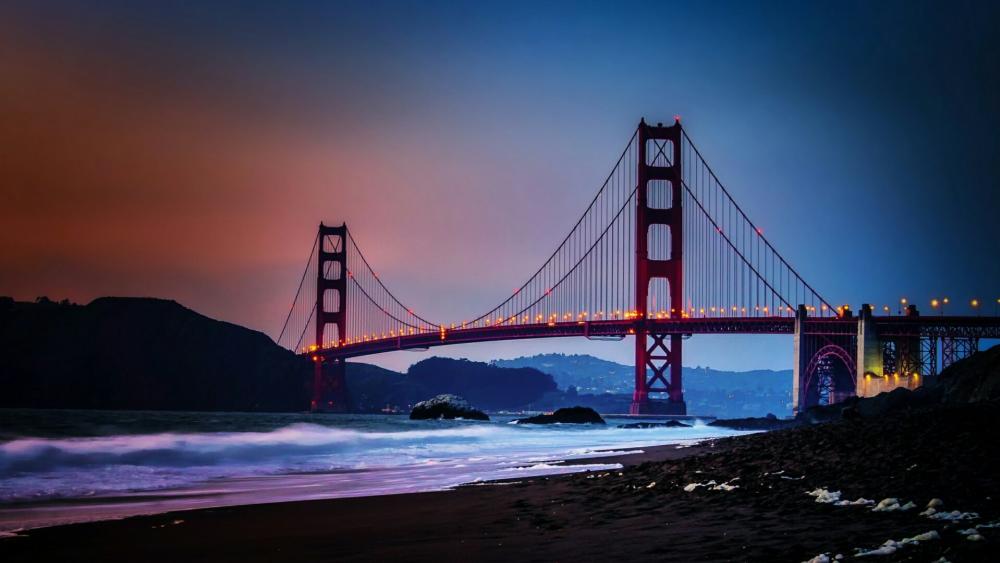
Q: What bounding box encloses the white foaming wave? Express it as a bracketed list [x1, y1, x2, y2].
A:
[0, 419, 750, 508]
[0, 423, 503, 472]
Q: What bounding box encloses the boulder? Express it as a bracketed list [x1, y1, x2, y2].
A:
[515, 406, 605, 425]
[409, 394, 489, 421]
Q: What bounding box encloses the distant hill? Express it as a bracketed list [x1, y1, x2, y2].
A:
[349, 357, 558, 413]
[493, 353, 793, 417]
[0, 297, 560, 413]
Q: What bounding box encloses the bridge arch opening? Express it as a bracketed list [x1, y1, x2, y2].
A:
[647, 179, 673, 209]
[645, 138, 674, 167]
[647, 224, 673, 261]
[803, 345, 856, 407]
[646, 277, 673, 317]
[321, 261, 342, 281]
[322, 233, 344, 253]
[321, 288, 342, 313]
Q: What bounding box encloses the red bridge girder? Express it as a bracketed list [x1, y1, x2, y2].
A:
[305, 315, 1000, 361]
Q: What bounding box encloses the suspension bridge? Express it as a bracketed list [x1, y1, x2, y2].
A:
[277, 118, 1000, 415]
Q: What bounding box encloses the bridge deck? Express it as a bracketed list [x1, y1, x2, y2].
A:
[305, 315, 1000, 360]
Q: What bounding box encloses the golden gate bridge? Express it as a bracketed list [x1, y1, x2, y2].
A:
[277, 118, 1000, 414]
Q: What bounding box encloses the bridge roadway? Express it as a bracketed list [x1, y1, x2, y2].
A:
[308, 315, 1000, 360]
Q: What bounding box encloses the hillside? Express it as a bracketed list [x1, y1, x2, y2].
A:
[0, 297, 312, 411]
[345, 357, 558, 412]
[0, 297, 560, 413]
[494, 353, 793, 417]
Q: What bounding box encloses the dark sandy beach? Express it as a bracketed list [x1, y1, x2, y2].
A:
[2, 400, 997, 562]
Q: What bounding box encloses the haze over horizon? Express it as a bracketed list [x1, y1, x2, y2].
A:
[2, 1, 998, 372]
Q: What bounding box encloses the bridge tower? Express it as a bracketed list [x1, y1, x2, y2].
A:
[632, 118, 686, 415]
[313, 222, 349, 412]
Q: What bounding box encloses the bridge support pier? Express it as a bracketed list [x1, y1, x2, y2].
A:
[312, 357, 348, 412]
[856, 304, 882, 379]
[632, 330, 686, 415]
[856, 304, 925, 399]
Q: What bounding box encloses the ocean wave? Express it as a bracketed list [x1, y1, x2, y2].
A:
[0, 423, 503, 473]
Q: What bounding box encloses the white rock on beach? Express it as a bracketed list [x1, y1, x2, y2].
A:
[958, 527, 985, 541]
[806, 488, 842, 504]
[926, 509, 979, 521]
[683, 479, 739, 492]
[834, 497, 874, 507]
[870, 498, 915, 512]
[854, 530, 939, 557]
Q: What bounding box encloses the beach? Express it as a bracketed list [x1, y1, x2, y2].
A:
[2, 401, 997, 562]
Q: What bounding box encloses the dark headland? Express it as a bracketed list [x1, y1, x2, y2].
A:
[0, 297, 560, 412]
[2, 344, 999, 561]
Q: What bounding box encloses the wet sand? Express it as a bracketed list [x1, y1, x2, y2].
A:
[2, 401, 997, 562]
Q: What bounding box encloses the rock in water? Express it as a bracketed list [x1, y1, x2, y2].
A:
[617, 420, 691, 429]
[515, 406, 605, 424]
[409, 394, 489, 420]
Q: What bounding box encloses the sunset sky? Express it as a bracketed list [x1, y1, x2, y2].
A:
[2, 1, 998, 371]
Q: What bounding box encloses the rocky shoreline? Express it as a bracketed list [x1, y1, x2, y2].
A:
[1, 398, 996, 562]
[3, 349, 998, 561]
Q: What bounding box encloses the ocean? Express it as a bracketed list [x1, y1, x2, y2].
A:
[0, 409, 748, 533]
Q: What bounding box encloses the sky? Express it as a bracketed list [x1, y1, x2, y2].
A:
[2, 1, 998, 372]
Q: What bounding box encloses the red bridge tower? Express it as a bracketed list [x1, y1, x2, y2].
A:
[313, 222, 349, 412]
[632, 118, 686, 415]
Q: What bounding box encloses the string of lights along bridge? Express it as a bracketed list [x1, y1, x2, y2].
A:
[277, 118, 1000, 415]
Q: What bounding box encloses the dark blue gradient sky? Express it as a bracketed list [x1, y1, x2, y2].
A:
[2, 1, 998, 370]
